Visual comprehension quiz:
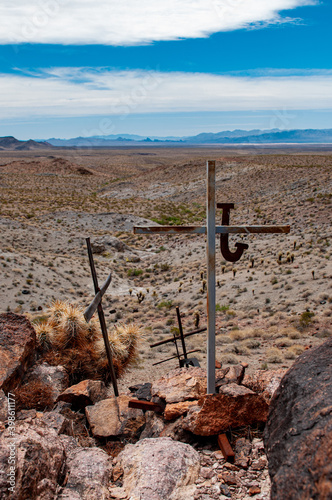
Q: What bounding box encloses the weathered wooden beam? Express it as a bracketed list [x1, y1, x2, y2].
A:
[218, 434, 235, 463]
[134, 225, 290, 235]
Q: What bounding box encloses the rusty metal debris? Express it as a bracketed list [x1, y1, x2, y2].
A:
[217, 203, 249, 263]
[218, 433, 235, 463]
[150, 307, 205, 368]
[128, 400, 164, 413]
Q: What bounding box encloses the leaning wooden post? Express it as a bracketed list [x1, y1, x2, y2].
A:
[86, 238, 119, 397]
[207, 160, 216, 394]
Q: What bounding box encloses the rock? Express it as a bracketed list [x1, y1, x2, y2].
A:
[0, 389, 7, 424]
[39, 410, 74, 436]
[215, 364, 246, 390]
[135, 383, 152, 401]
[242, 368, 287, 403]
[25, 362, 68, 402]
[164, 400, 199, 420]
[0, 313, 36, 392]
[152, 367, 207, 403]
[0, 422, 65, 499]
[249, 485, 261, 496]
[234, 438, 252, 469]
[117, 437, 200, 500]
[57, 379, 108, 409]
[264, 337, 332, 499]
[59, 447, 112, 500]
[91, 236, 129, 254]
[139, 411, 165, 439]
[183, 383, 269, 436]
[86, 396, 145, 438]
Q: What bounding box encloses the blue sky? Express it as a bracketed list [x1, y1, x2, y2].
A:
[0, 0, 331, 139]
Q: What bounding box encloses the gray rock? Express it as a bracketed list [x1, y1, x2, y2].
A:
[91, 236, 129, 254]
[59, 447, 112, 500]
[0, 421, 65, 499]
[265, 337, 332, 499]
[117, 437, 200, 500]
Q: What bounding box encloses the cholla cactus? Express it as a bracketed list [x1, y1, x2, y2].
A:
[35, 322, 53, 351]
[53, 303, 89, 349]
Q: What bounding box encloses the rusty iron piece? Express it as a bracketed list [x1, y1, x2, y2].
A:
[86, 238, 118, 397]
[152, 349, 201, 366]
[217, 203, 249, 263]
[149, 327, 207, 348]
[84, 272, 112, 322]
[218, 433, 235, 463]
[176, 306, 188, 360]
[128, 400, 164, 413]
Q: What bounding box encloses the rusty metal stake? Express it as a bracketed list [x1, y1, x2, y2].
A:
[176, 306, 188, 360]
[86, 238, 118, 397]
[207, 160, 216, 394]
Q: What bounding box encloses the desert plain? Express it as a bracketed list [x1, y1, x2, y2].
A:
[0, 146, 331, 392]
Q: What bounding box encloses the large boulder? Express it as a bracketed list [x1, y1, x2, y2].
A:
[183, 383, 269, 436]
[59, 447, 112, 499]
[264, 337, 332, 499]
[115, 437, 200, 500]
[0, 422, 65, 499]
[91, 236, 129, 254]
[0, 313, 36, 392]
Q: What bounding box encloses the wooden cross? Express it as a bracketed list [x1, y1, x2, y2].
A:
[84, 237, 119, 397]
[134, 161, 290, 394]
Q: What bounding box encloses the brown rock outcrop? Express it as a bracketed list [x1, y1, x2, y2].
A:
[183, 383, 269, 436]
[86, 396, 145, 438]
[57, 379, 108, 408]
[264, 337, 332, 499]
[0, 313, 36, 392]
[164, 400, 199, 421]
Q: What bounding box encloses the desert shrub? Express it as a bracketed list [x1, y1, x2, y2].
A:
[299, 310, 315, 327]
[285, 344, 305, 359]
[243, 339, 261, 349]
[220, 353, 239, 365]
[275, 337, 293, 348]
[266, 347, 283, 364]
[216, 304, 230, 313]
[16, 381, 54, 411]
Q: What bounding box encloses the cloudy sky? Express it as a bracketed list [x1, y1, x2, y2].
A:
[0, 0, 331, 139]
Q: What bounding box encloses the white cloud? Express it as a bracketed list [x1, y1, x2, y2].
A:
[0, 68, 331, 119]
[0, 0, 317, 45]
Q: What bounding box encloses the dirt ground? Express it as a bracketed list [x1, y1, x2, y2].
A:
[0, 147, 331, 392]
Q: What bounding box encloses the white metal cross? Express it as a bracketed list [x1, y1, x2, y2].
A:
[134, 161, 290, 394]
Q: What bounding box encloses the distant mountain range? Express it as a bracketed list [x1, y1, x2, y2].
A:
[1, 129, 332, 151]
[0, 136, 53, 151]
[46, 128, 332, 146]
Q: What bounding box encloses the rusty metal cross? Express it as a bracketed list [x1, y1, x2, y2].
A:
[134, 161, 290, 394]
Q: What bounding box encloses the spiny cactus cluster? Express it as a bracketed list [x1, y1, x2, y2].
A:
[35, 300, 141, 384]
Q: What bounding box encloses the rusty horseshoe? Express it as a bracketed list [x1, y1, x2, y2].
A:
[217, 203, 249, 263]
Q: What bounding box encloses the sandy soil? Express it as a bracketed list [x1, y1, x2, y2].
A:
[0, 147, 331, 392]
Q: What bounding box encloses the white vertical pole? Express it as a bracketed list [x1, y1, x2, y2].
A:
[206, 160, 216, 394]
